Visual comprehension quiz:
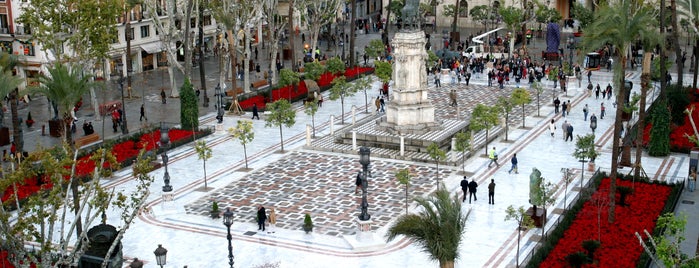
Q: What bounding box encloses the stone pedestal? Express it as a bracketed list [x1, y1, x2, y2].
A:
[377, 30, 442, 135]
[526, 207, 547, 228]
[343, 218, 385, 250]
[356, 218, 373, 241]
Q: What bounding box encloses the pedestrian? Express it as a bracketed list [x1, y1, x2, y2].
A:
[566, 100, 572, 115]
[508, 153, 519, 174]
[82, 121, 89, 136]
[566, 123, 574, 142]
[602, 86, 607, 99]
[375, 96, 381, 112]
[468, 179, 478, 203]
[606, 84, 613, 100]
[252, 103, 260, 120]
[254, 47, 258, 60]
[318, 94, 323, 107]
[87, 122, 94, 135]
[140, 104, 147, 121]
[380, 96, 385, 113]
[583, 104, 589, 121]
[434, 71, 441, 88]
[587, 82, 593, 97]
[549, 119, 556, 137]
[465, 72, 471, 85]
[488, 179, 495, 204]
[690, 168, 697, 192]
[590, 113, 598, 133]
[587, 70, 592, 83]
[600, 103, 606, 119]
[561, 100, 568, 117]
[487, 147, 499, 168]
[355, 171, 363, 194]
[595, 84, 601, 99]
[554, 97, 561, 114]
[111, 109, 120, 132]
[460, 176, 469, 202]
[267, 207, 277, 233]
[160, 88, 167, 104]
[562, 120, 569, 140]
[257, 205, 267, 231]
[449, 89, 458, 107]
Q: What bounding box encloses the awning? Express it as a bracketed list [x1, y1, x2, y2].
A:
[140, 42, 165, 54]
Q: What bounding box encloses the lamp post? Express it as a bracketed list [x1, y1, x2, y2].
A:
[215, 83, 224, 124]
[223, 208, 235, 268]
[129, 258, 144, 268]
[567, 36, 575, 68]
[153, 244, 167, 268]
[160, 123, 173, 192]
[358, 147, 371, 221]
[112, 64, 129, 134]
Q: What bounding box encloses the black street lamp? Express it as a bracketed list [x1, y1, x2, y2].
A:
[215, 83, 224, 124]
[567, 36, 575, 68]
[358, 147, 371, 221]
[223, 208, 235, 268]
[112, 64, 129, 134]
[160, 123, 173, 192]
[153, 244, 168, 268]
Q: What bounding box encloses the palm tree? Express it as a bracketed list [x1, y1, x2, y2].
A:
[386, 185, 468, 268]
[0, 53, 22, 152]
[581, 0, 657, 222]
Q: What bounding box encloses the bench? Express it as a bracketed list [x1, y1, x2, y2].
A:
[251, 80, 270, 90]
[75, 133, 100, 148]
[225, 87, 244, 97]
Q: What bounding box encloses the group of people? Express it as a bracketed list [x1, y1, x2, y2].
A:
[82, 121, 95, 136]
[256, 205, 277, 233]
[460, 177, 496, 205]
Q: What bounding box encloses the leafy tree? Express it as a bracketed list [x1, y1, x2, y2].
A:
[265, 99, 296, 152]
[386, 185, 467, 268]
[395, 168, 412, 215]
[535, 6, 562, 25]
[0, 57, 24, 152]
[641, 213, 699, 267]
[499, 6, 524, 54]
[426, 50, 439, 69]
[326, 56, 346, 75]
[453, 132, 471, 173]
[364, 39, 386, 60]
[581, 0, 656, 222]
[497, 96, 514, 141]
[261, 0, 288, 84]
[649, 101, 671, 156]
[572, 134, 599, 185]
[443, 0, 467, 33]
[571, 2, 594, 30]
[278, 68, 301, 98]
[511, 88, 532, 128]
[179, 78, 199, 130]
[505, 205, 536, 268]
[229, 120, 255, 169]
[194, 140, 213, 189]
[329, 76, 358, 125]
[303, 61, 326, 81]
[470, 5, 491, 31]
[530, 178, 558, 241]
[374, 60, 393, 85]
[304, 99, 319, 137]
[297, 0, 342, 61]
[352, 75, 373, 113]
[427, 142, 447, 190]
[471, 104, 501, 155]
[0, 147, 153, 267]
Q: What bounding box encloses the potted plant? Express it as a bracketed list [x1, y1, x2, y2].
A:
[572, 134, 599, 171]
[302, 213, 313, 233]
[582, 239, 601, 260]
[25, 112, 34, 128]
[210, 200, 220, 219]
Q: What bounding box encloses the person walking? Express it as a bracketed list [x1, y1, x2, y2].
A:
[595, 84, 601, 99]
[561, 100, 568, 117]
[549, 119, 556, 137]
[587, 70, 592, 83]
[690, 168, 697, 192]
[267, 207, 277, 233]
[488, 179, 496, 205]
[587, 82, 593, 97]
[434, 70, 441, 88]
[160, 88, 167, 104]
[139, 104, 147, 121]
[566, 123, 574, 142]
[590, 113, 598, 133]
[566, 100, 572, 116]
[508, 153, 519, 174]
[380, 96, 386, 113]
[257, 205, 267, 231]
[487, 147, 499, 168]
[602, 86, 607, 99]
[252, 103, 260, 120]
[449, 89, 458, 107]
[554, 97, 561, 114]
[583, 104, 589, 121]
[375, 96, 381, 112]
[606, 84, 613, 100]
[600, 103, 606, 119]
[355, 171, 363, 194]
[468, 178, 478, 203]
[562, 120, 569, 140]
[460, 176, 469, 202]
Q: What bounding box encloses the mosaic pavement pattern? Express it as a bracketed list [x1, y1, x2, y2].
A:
[184, 151, 449, 237]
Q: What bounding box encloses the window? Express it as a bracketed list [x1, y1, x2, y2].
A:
[203, 15, 211, 26]
[0, 14, 7, 33]
[459, 0, 468, 17]
[24, 43, 35, 56]
[190, 18, 196, 28]
[141, 25, 150, 38]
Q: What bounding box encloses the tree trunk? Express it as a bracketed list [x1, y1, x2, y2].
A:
[288, 0, 296, 71]
[279, 125, 285, 152]
[198, 2, 208, 107]
[693, 42, 698, 89]
[608, 56, 628, 223]
[671, 0, 683, 87]
[244, 36, 251, 93]
[385, 0, 392, 38]
[659, 0, 667, 98]
[439, 260, 455, 268]
[126, 8, 133, 98]
[228, 29, 239, 112]
[635, 52, 651, 180]
[183, 0, 194, 79]
[451, 0, 460, 34]
[10, 90, 21, 153]
[349, 0, 357, 68]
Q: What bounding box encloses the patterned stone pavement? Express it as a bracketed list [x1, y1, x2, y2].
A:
[184, 151, 449, 237]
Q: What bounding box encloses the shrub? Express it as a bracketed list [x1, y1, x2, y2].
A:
[179, 78, 199, 130]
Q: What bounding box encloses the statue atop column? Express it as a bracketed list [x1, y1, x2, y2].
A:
[401, 0, 421, 30]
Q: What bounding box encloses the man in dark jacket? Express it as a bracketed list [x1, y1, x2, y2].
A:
[460, 177, 469, 202]
[488, 179, 496, 204]
[468, 179, 478, 203]
[257, 205, 267, 231]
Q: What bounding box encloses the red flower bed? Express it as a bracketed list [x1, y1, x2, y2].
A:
[238, 95, 266, 110]
[643, 102, 699, 152]
[1, 129, 196, 203]
[541, 179, 671, 267]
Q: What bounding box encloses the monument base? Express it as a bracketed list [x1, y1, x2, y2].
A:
[343, 219, 386, 250]
[526, 207, 547, 228]
[376, 117, 443, 136]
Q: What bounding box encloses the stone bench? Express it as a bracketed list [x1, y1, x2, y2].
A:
[251, 80, 270, 90]
[75, 133, 100, 148]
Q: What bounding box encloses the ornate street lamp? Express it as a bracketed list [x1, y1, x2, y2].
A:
[129, 258, 144, 268]
[358, 147, 371, 221]
[215, 83, 224, 124]
[111, 63, 129, 134]
[160, 123, 172, 192]
[153, 244, 168, 268]
[223, 208, 235, 268]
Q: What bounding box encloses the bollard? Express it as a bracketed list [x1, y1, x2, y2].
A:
[451, 137, 457, 161]
[352, 131, 357, 150]
[400, 136, 405, 156]
[330, 115, 335, 135]
[306, 124, 312, 146]
[352, 106, 356, 125]
[41, 125, 45, 136]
